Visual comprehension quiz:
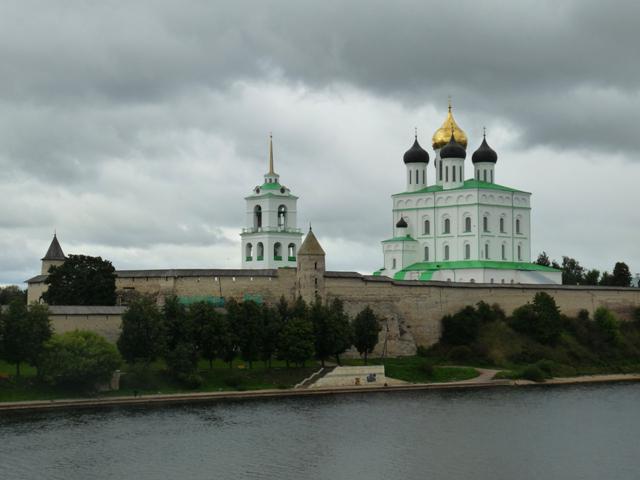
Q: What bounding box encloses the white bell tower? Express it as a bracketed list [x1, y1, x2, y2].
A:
[241, 135, 303, 269]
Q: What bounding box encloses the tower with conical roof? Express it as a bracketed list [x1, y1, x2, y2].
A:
[41, 233, 66, 274]
[296, 227, 326, 302]
[241, 135, 303, 269]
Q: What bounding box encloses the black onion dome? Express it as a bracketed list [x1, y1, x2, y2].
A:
[403, 138, 430, 164]
[472, 136, 498, 164]
[440, 132, 466, 159]
[396, 217, 408, 228]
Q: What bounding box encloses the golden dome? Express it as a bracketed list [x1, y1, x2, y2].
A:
[432, 105, 468, 149]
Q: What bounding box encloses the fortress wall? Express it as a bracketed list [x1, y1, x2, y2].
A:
[324, 276, 640, 356]
[50, 314, 123, 343]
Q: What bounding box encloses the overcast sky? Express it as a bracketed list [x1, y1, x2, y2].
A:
[1, 0, 639, 285]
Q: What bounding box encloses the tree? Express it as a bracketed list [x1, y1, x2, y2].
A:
[163, 296, 190, 351]
[611, 262, 632, 287]
[583, 269, 600, 286]
[279, 316, 314, 367]
[327, 298, 353, 365]
[117, 297, 165, 364]
[535, 252, 551, 267]
[232, 300, 263, 368]
[1, 301, 52, 376]
[441, 306, 480, 345]
[352, 306, 381, 364]
[43, 255, 116, 305]
[260, 303, 282, 368]
[599, 271, 612, 286]
[593, 307, 621, 345]
[41, 330, 121, 389]
[309, 299, 332, 367]
[189, 301, 227, 369]
[0, 286, 26, 305]
[561, 256, 584, 285]
[510, 292, 562, 345]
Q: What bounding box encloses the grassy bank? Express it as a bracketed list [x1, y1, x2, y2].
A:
[0, 359, 317, 402]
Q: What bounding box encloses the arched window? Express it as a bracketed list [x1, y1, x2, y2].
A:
[483, 170, 487, 182]
[485, 243, 490, 259]
[445, 166, 449, 182]
[423, 219, 430, 235]
[257, 242, 264, 260]
[500, 217, 505, 233]
[254, 205, 262, 229]
[416, 169, 420, 184]
[245, 243, 253, 260]
[392, 258, 397, 269]
[444, 245, 450, 260]
[501, 244, 506, 260]
[517, 244, 522, 261]
[465, 243, 471, 259]
[516, 218, 521, 234]
[483, 216, 489, 232]
[490, 170, 494, 183]
[444, 218, 451, 234]
[424, 246, 429, 261]
[452, 166, 456, 182]
[476, 170, 480, 180]
[439, 161, 443, 181]
[464, 216, 472, 232]
[277, 205, 287, 228]
[288, 243, 296, 259]
[460, 166, 463, 181]
[274, 242, 282, 260]
[409, 170, 412, 184]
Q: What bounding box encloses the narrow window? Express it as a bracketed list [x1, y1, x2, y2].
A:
[490, 170, 493, 183]
[465, 243, 470, 259]
[254, 205, 262, 229]
[416, 169, 419, 184]
[444, 245, 450, 260]
[501, 244, 506, 260]
[278, 205, 287, 228]
[444, 218, 450, 234]
[452, 166, 456, 182]
[445, 166, 449, 182]
[516, 219, 521, 234]
[483, 216, 489, 232]
[465, 217, 471, 232]
[483, 170, 487, 182]
[500, 217, 505, 233]
[314, 261, 317, 270]
[424, 246, 429, 261]
[476, 170, 480, 180]
[409, 170, 412, 184]
[460, 166, 463, 181]
[485, 243, 490, 259]
[423, 219, 430, 235]
[439, 161, 443, 181]
[392, 258, 397, 269]
[518, 245, 522, 261]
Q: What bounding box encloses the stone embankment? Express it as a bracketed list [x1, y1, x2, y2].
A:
[2, 372, 640, 414]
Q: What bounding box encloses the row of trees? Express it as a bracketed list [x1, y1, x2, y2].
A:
[118, 296, 382, 385]
[0, 286, 26, 305]
[535, 252, 635, 287]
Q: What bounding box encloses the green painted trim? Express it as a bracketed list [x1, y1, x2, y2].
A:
[288, 256, 296, 261]
[393, 179, 529, 196]
[244, 193, 299, 200]
[274, 255, 283, 261]
[372, 270, 383, 276]
[245, 256, 252, 261]
[381, 235, 418, 243]
[260, 182, 282, 190]
[393, 204, 531, 212]
[419, 271, 435, 281]
[241, 230, 303, 237]
[257, 256, 264, 261]
[393, 270, 407, 280]
[400, 260, 560, 273]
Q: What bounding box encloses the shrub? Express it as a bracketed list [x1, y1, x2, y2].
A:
[509, 292, 562, 345]
[416, 345, 430, 357]
[535, 359, 558, 377]
[441, 306, 480, 345]
[520, 365, 546, 382]
[177, 372, 203, 389]
[41, 331, 121, 389]
[594, 307, 621, 345]
[223, 374, 244, 388]
[448, 345, 473, 363]
[420, 360, 435, 378]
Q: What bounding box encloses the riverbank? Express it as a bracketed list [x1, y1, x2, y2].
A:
[2, 372, 640, 414]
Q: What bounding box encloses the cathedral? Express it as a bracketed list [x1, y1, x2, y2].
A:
[374, 104, 561, 284]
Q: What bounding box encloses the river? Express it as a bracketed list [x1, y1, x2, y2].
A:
[1, 383, 639, 480]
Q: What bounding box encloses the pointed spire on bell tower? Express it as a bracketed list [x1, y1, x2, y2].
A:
[264, 132, 280, 184]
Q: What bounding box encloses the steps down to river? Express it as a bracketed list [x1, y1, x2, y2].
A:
[309, 366, 390, 388]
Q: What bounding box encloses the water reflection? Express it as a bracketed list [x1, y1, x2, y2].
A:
[1, 384, 639, 480]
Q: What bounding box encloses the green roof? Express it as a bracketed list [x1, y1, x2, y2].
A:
[400, 260, 559, 273]
[381, 235, 418, 243]
[260, 182, 283, 190]
[393, 179, 528, 197]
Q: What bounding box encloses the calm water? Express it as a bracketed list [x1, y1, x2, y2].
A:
[1, 384, 639, 480]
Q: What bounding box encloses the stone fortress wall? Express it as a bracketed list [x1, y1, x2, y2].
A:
[31, 265, 640, 357]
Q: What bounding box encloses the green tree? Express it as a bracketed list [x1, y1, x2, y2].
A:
[0, 286, 26, 305]
[41, 330, 121, 389]
[309, 299, 333, 367]
[260, 303, 282, 368]
[561, 256, 584, 285]
[599, 271, 612, 286]
[535, 251, 551, 267]
[279, 316, 315, 367]
[232, 300, 263, 368]
[117, 297, 165, 364]
[42, 255, 117, 305]
[593, 307, 621, 345]
[610, 262, 632, 287]
[352, 306, 381, 364]
[583, 269, 600, 286]
[441, 306, 480, 345]
[163, 296, 190, 350]
[189, 301, 227, 369]
[327, 298, 353, 365]
[510, 292, 562, 345]
[1, 301, 52, 376]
